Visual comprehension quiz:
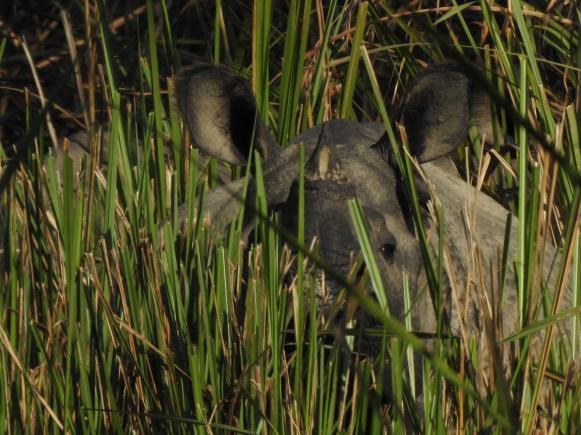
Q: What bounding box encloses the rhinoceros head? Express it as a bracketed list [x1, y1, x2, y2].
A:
[175, 62, 499, 326]
[279, 120, 431, 321]
[176, 66, 428, 322]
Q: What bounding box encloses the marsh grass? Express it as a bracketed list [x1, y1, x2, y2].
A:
[0, 1, 579, 433]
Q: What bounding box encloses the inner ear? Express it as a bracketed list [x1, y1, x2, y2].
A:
[229, 94, 258, 162]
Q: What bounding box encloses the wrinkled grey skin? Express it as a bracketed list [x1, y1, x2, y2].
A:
[52, 131, 103, 179]
[58, 62, 577, 362]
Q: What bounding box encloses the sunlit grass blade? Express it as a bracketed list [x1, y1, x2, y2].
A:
[339, 1, 368, 119]
[347, 198, 388, 312]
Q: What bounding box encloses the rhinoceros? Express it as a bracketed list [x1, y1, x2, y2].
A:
[53, 61, 576, 366]
[174, 61, 577, 364]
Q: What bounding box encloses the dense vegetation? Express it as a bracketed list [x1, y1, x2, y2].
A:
[0, 1, 579, 433]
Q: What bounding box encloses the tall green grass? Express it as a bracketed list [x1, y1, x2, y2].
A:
[0, 1, 579, 433]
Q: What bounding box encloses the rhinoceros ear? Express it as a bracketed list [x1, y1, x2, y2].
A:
[402, 62, 502, 162]
[176, 62, 278, 165]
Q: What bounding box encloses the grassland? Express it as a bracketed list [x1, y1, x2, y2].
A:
[0, 1, 579, 433]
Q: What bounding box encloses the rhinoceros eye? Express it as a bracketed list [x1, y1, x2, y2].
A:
[380, 242, 396, 262]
